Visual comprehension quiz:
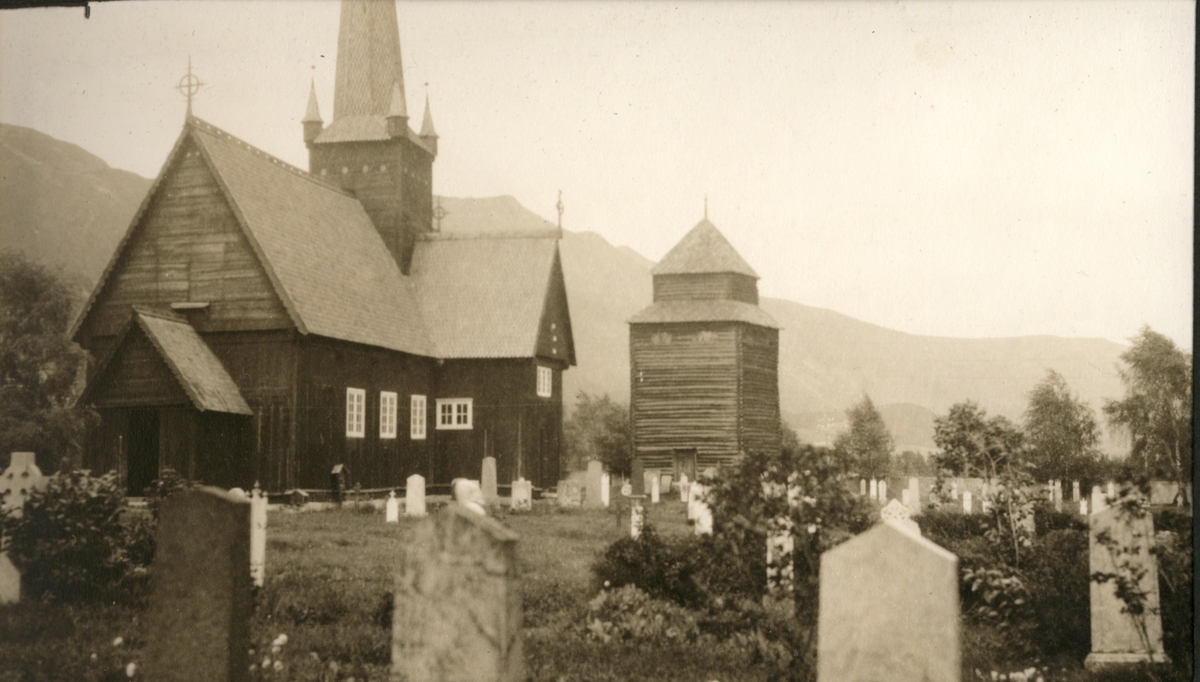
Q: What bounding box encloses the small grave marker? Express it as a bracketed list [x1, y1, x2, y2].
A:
[1072, 480, 1080, 501]
[1080, 499, 1088, 515]
[481, 457, 498, 504]
[819, 523, 959, 682]
[143, 488, 251, 682]
[584, 460, 604, 508]
[510, 478, 532, 511]
[962, 490, 972, 514]
[678, 473, 689, 502]
[650, 473, 660, 504]
[392, 504, 523, 681]
[629, 497, 645, 539]
[859, 478, 866, 496]
[386, 490, 400, 523]
[249, 482, 267, 587]
[557, 480, 582, 507]
[877, 479, 887, 501]
[1091, 485, 1107, 514]
[1085, 504, 1169, 669]
[880, 498, 920, 536]
[869, 478, 878, 501]
[620, 481, 632, 497]
[406, 474, 427, 516]
[661, 473, 673, 493]
[600, 473, 611, 507]
[907, 477, 920, 513]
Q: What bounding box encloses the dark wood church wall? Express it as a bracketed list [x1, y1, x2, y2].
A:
[293, 336, 437, 490]
[652, 273, 758, 304]
[737, 324, 782, 456]
[630, 322, 741, 470]
[435, 359, 563, 489]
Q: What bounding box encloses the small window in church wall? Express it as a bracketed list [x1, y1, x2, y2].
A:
[380, 391, 397, 439]
[410, 395, 427, 440]
[537, 366, 552, 398]
[436, 398, 472, 430]
[346, 388, 365, 438]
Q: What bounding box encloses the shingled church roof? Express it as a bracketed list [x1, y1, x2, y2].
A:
[651, 218, 759, 278]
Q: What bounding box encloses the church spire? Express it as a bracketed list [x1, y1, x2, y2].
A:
[420, 93, 438, 156]
[303, 78, 324, 146]
[333, 0, 405, 121]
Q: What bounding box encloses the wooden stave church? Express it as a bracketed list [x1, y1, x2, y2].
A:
[628, 218, 781, 480]
[72, 0, 575, 495]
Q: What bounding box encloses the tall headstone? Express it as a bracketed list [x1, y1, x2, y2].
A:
[392, 504, 523, 682]
[249, 483, 267, 587]
[630, 497, 645, 539]
[819, 523, 959, 682]
[660, 473, 673, 493]
[600, 473, 611, 507]
[510, 478, 532, 511]
[951, 479, 959, 500]
[386, 490, 400, 523]
[1085, 506, 1169, 669]
[880, 499, 920, 537]
[877, 479, 887, 501]
[678, 473, 689, 503]
[481, 457, 498, 504]
[1106, 481, 1116, 498]
[901, 488, 911, 509]
[1072, 480, 1081, 501]
[907, 477, 920, 514]
[584, 460, 604, 508]
[0, 452, 46, 604]
[1091, 485, 1107, 514]
[962, 491, 973, 514]
[557, 480, 582, 507]
[1080, 499, 1088, 516]
[859, 479, 867, 496]
[143, 488, 251, 682]
[649, 474, 660, 504]
[869, 478, 878, 501]
[1148, 480, 1179, 506]
[406, 474, 427, 516]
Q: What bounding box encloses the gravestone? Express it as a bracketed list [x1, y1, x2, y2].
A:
[1091, 485, 1107, 514]
[691, 476, 713, 535]
[453, 479, 487, 516]
[1085, 505, 1169, 669]
[631, 458, 644, 495]
[860, 478, 866, 496]
[481, 457, 498, 504]
[650, 473, 660, 504]
[907, 477, 921, 514]
[386, 491, 400, 523]
[620, 481, 632, 497]
[510, 478, 532, 511]
[584, 460, 604, 508]
[1148, 480, 1179, 506]
[880, 498, 920, 536]
[249, 483, 267, 587]
[661, 473, 673, 493]
[1080, 499, 1088, 515]
[962, 490, 973, 514]
[819, 523, 959, 682]
[1072, 480, 1081, 501]
[877, 479, 887, 501]
[869, 478, 878, 501]
[642, 468, 659, 501]
[951, 480, 959, 500]
[901, 488, 911, 509]
[678, 474, 689, 502]
[600, 473, 611, 507]
[1106, 481, 1116, 498]
[629, 497, 645, 539]
[392, 503, 523, 682]
[1, 452, 46, 513]
[143, 488, 251, 682]
[406, 474, 427, 516]
[557, 480, 582, 507]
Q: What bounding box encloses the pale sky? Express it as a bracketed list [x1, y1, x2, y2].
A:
[1, 1, 1192, 349]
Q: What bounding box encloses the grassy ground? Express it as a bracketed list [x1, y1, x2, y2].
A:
[0, 500, 1184, 681]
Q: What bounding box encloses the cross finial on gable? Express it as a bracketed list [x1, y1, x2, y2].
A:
[704, 195, 708, 220]
[176, 55, 205, 118]
[556, 190, 564, 231]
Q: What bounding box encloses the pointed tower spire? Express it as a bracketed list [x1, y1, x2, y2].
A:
[419, 93, 438, 156]
[303, 77, 324, 146]
[333, 0, 405, 120]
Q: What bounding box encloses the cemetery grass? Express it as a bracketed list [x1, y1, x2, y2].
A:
[2, 500, 1187, 682]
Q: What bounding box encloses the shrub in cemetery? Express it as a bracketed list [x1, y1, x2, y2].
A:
[1152, 515, 1193, 679]
[0, 469, 140, 601]
[591, 524, 705, 608]
[583, 583, 700, 644]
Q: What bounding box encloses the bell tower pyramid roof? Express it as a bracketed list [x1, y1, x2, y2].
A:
[333, 0, 406, 121]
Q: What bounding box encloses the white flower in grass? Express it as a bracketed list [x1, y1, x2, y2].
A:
[125, 662, 137, 678]
[272, 633, 288, 647]
[90, 653, 98, 662]
[273, 660, 284, 672]
[112, 636, 124, 647]
[263, 656, 272, 668]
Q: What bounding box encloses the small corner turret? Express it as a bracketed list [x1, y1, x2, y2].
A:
[386, 81, 408, 139]
[420, 95, 438, 157]
[302, 79, 323, 147]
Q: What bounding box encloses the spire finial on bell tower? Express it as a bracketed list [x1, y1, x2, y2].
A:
[704, 195, 708, 220]
[303, 67, 323, 146]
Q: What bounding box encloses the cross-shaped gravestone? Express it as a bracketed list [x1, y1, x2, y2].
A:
[819, 523, 959, 682]
[143, 488, 251, 682]
[392, 503, 523, 681]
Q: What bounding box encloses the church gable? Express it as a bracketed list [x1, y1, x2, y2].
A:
[84, 322, 191, 409]
[74, 134, 291, 343]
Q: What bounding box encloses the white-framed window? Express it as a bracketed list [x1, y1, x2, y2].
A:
[410, 394, 427, 440]
[537, 366, 553, 398]
[380, 391, 397, 439]
[346, 388, 365, 438]
[436, 398, 473, 430]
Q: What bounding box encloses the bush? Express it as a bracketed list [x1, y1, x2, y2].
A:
[591, 525, 705, 608]
[583, 584, 700, 644]
[0, 469, 141, 602]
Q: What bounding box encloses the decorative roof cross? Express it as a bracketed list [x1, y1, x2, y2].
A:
[176, 56, 205, 117]
[556, 190, 564, 230]
[433, 197, 447, 232]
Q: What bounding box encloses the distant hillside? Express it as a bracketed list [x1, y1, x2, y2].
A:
[1, 126, 1130, 454]
[0, 123, 151, 289]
